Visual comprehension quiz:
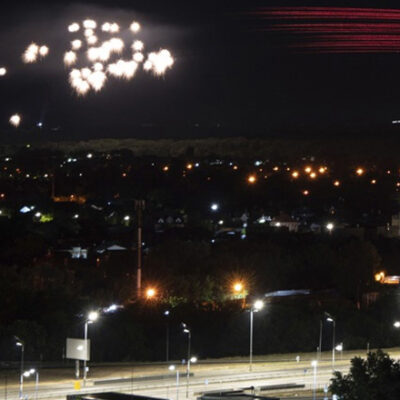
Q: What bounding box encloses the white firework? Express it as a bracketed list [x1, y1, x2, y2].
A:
[68, 23, 80, 32]
[81, 67, 92, 79]
[87, 35, 98, 45]
[83, 19, 97, 29]
[87, 70, 106, 91]
[130, 21, 140, 33]
[143, 60, 152, 71]
[132, 40, 144, 51]
[9, 114, 21, 127]
[133, 52, 144, 62]
[146, 49, 174, 75]
[101, 22, 111, 32]
[84, 28, 94, 38]
[64, 51, 77, 66]
[93, 62, 104, 71]
[109, 38, 124, 53]
[110, 23, 119, 33]
[71, 39, 82, 50]
[39, 45, 49, 57]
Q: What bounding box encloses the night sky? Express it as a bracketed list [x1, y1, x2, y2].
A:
[2, 0, 400, 140]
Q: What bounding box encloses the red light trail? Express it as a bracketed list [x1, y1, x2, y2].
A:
[251, 7, 400, 53]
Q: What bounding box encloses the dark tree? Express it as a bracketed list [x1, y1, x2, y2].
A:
[330, 350, 400, 400]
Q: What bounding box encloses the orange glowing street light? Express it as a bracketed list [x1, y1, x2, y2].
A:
[356, 168, 364, 176]
[146, 288, 156, 299]
[247, 175, 256, 184]
[310, 172, 317, 179]
[304, 166, 312, 174]
[333, 180, 340, 187]
[291, 171, 299, 178]
[233, 282, 244, 293]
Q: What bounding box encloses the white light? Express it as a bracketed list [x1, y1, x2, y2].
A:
[9, 114, 21, 127]
[210, 203, 219, 211]
[68, 23, 80, 33]
[190, 357, 198, 363]
[132, 40, 144, 51]
[218, 220, 224, 225]
[83, 19, 97, 29]
[87, 35, 98, 45]
[39, 46, 49, 56]
[109, 23, 120, 33]
[71, 39, 82, 50]
[84, 28, 94, 38]
[87, 153, 93, 159]
[311, 360, 318, 367]
[77, 345, 84, 351]
[169, 365, 175, 371]
[326, 223, 334, 231]
[64, 51, 77, 66]
[34, 212, 41, 217]
[275, 222, 281, 227]
[73, 214, 79, 219]
[335, 344, 343, 352]
[133, 52, 144, 63]
[93, 62, 104, 72]
[101, 22, 111, 32]
[254, 300, 264, 311]
[124, 215, 130, 221]
[88, 311, 99, 322]
[394, 321, 400, 328]
[0, 67, 6, 76]
[130, 21, 141, 33]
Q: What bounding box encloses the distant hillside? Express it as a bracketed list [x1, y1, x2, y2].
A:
[2, 136, 398, 162]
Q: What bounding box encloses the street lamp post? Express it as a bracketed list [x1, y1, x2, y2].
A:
[15, 338, 24, 400]
[326, 315, 336, 370]
[182, 323, 191, 398]
[164, 310, 170, 362]
[311, 360, 318, 400]
[83, 311, 99, 387]
[318, 320, 323, 361]
[249, 300, 264, 372]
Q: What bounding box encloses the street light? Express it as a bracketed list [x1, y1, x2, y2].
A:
[182, 322, 192, 398]
[83, 311, 98, 387]
[311, 360, 318, 400]
[335, 343, 343, 361]
[15, 338, 24, 400]
[249, 299, 264, 371]
[326, 314, 336, 370]
[23, 369, 39, 400]
[210, 203, 219, 212]
[169, 365, 180, 400]
[146, 287, 156, 299]
[394, 321, 400, 328]
[164, 310, 170, 362]
[326, 223, 334, 234]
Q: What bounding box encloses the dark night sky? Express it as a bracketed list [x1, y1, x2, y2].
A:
[2, 0, 400, 140]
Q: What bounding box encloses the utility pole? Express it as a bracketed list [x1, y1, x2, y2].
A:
[135, 200, 145, 299]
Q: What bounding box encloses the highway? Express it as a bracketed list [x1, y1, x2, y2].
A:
[1, 349, 399, 400]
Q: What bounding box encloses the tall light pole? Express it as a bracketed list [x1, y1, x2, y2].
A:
[15, 338, 24, 400]
[135, 199, 145, 299]
[318, 319, 323, 360]
[249, 299, 264, 372]
[326, 315, 336, 370]
[169, 365, 179, 400]
[164, 310, 170, 362]
[23, 369, 39, 400]
[83, 311, 99, 387]
[182, 323, 191, 398]
[311, 360, 318, 400]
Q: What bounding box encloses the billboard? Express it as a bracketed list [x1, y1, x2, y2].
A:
[66, 338, 90, 361]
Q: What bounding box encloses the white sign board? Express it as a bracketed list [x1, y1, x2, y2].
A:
[66, 338, 90, 361]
